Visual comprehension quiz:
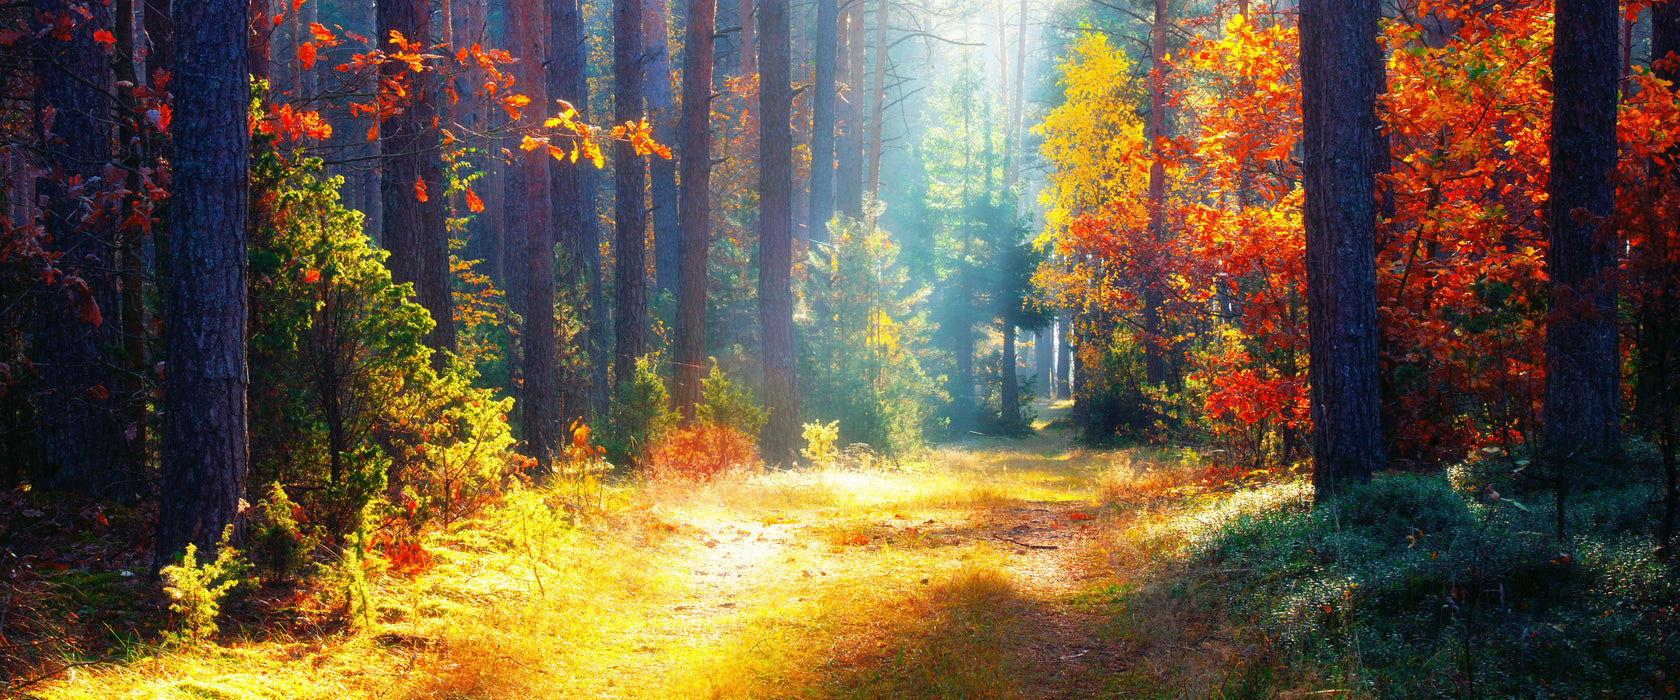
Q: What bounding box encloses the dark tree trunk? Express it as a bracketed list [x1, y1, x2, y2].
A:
[647, 0, 681, 297]
[1056, 313, 1071, 399]
[247, 0, 268, 81]
[806, 0, 837, 243]
[550, 0, 601, 431]
[1300, 0, 1385, 502]
[833, 5, 864, 219]
[614, 0, 649, 386]
[1142, 0, 1169, 388]
[759, 0, 797, 464]
[1543, 0, 1620, 487]
[510, 0, 556, 471]
[31, 0, 131, 498]
[673, 0, 717, 423]
[379, 0, 455, 359]
[1648, 0, 1679, 557]
[1035, 326, 1052, 400]
[862, 0, 888, 205]
[1000, 324, 1019, 427]
[158, 0, 250, 563]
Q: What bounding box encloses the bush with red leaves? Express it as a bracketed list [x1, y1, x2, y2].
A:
[647, 422, 760, 482]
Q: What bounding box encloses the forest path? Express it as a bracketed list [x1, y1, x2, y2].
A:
[590, 400, 1138, 699]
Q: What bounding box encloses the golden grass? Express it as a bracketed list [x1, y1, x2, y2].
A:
[31, 428, 1247, 700]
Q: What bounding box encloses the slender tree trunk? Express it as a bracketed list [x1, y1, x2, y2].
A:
[1056, 313, 1071, 399]
[862, 0, 889, 206]
[1035, 327, 1053, 400]
[759, 0, 797, 464]
[31, 0, 132, 497]
[380, 0, 456, 358]
[674, 0, 718, 423]
[1141, 0, 1169, 388]
[158, 0, 249, 562]
[550, 0, 600, 429]
[248, 0, 269, 82]
[1300, 0, 1385, 501]
[510, 0, 557, 471]
[615, 0, 650, 387]
[807, 0, 837, 242]
[1000, 324, 1019, 427]
[1648, 0, 1678, 558]
[647, 0, 682, 296]
[834, 5, 864, 218]
[1543, 0, 1620, 491]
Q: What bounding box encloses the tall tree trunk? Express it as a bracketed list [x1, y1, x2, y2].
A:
[1141, 0, 1168, 388]
[1647, 0, 1678, 558]
[510, 0, 557, 471]
[862, 0, 889, 206]
[1056, 312, 1071, 399]
[806, 0, 837, 243]
[647, 0, 681, 297]
[159, 0, 250, 562]
[834, 5, 864, 218]
[759, 0, 797, 464]
[1543, 0, 1620, 496]
[614, 0, 649, 387]
[1000, 324, 1019, 427]
[1300, 0, 1385, 501]
[31, 0, 132, 497]
[674, 0, 718, 423]
[380, 0, 456, 358]
[550, 0, 601, 430]
[248, 0, 269, 82]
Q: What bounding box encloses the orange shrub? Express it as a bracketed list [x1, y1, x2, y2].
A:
[647, 422, 760, 482]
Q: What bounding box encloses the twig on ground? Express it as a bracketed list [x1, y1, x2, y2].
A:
[993, 535, 1059, 550]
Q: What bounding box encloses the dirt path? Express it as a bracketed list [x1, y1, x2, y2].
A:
[601, 400, 1137, 698]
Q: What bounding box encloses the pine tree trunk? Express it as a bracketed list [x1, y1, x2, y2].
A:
[1056, 313, 1071, 399]
[1647, 0, 1678, 557]
[614, 0, 650, 387]
[31, 0, 132, 498]
[806, 0, 837, 243]
[380, 0, 455, 358]
[1542, 0, 1620, 492]
[759, 0, 798, 465]
[550, 0, 601, 429]
[158, 0, 250, 562]
[647, 0, 682, 296]
[509, 0, 556, 471]
[1142, 0, 1169, 388]
[673, 0, 718, 423]
[834, 6, 864, 218]
[1000, 325, 1019, 428]
[1300, 0, 1385, 501]
[862, 0, 889, 206]
[1035, 327, 1052, 400]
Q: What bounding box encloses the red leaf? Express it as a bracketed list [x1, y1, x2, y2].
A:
[92, 29, 115, 46]
[413, 178, 428, 202]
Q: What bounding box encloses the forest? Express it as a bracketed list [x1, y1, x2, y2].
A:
[1, 0, 1678, 695]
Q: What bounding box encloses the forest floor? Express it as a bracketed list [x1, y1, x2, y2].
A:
[22, 400, 1187, 699]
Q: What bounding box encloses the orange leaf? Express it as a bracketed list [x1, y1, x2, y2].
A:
[414, 178, 428, 202]
[297, 42, 317, 70]
[463, 188, 484, 213]
[309, 22, 336, 43]
[92, 29, 115, 46]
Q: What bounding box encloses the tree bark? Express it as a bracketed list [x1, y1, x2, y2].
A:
[550, 0, 602, 429]
[1300, 0, 1385, 501]
[1056, 312, 1071, 399]
[509, 0, 556, 471]
[1035, 327, 1052, 400]
[834, 4, 864, 218]
[1142, 0, 1169, 388]
[806, 0, 837, 243]
[1543, 0, 1620, 484]
[614, 0, 650, 388]
[758, 0, 797, 464]
[31, 0, 130, 497]
[380, 0, 456, 359]
[158, 0, 250, 562]
[673, 0, 717, 423]
[862, 0, 889, 207]
[1000, 324, 1019, 427]
[647, 0, 682, 297]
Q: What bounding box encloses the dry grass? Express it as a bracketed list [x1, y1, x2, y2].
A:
[29, 416, 1237, 700]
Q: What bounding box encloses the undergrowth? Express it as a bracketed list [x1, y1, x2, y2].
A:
[1099, 466, 1680, 698]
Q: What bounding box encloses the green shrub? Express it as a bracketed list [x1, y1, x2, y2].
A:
[604, 355, 677, 467]
[801, 420, 841, 467]
[160, 527, 247, 642]
[697, 359, 767, 435]
[250, 483, 318, 584]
